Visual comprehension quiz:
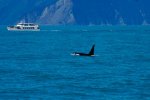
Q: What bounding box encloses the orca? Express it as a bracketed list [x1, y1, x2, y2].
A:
[72, 44, 95, 56]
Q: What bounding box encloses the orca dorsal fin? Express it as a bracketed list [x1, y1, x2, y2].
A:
[88, 44, 95, 55]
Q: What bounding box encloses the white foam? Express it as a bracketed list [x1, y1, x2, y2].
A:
[70, 53, 80, 56]
[50, 30, 61, 32]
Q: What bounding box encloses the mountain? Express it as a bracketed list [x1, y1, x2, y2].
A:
[31, 0, 75, 25]
[0, 0, 150, 25]
[73, 0, 150, 25]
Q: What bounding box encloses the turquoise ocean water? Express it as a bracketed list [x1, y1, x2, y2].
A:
[0, 26, 149, 99]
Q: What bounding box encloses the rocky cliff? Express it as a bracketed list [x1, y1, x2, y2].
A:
[0, 0, 150, 25]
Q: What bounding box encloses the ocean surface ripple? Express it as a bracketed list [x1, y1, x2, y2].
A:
[0, 26, 149, 100]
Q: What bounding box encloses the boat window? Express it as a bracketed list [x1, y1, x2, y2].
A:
[29, 24, 34, 26]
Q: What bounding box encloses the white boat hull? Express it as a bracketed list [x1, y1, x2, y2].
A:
[7, 27, 40, 31]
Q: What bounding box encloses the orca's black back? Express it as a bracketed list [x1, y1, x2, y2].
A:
[89, 45, 95, 55]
